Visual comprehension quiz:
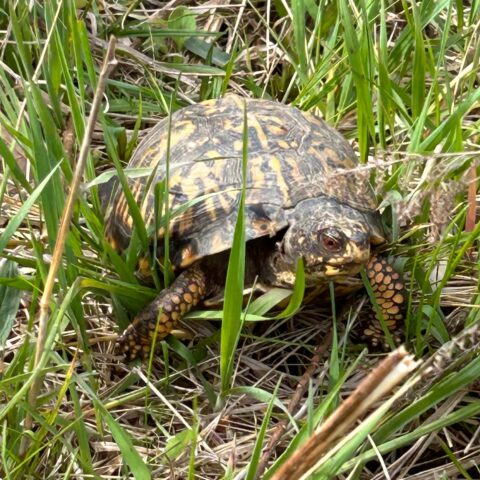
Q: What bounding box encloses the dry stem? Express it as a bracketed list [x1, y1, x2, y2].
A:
[19, 36, 118, 456]
[255, 330, 332, 478]
[271, 347, 418, 480]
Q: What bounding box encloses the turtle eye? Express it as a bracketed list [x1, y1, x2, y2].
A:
[319, 229, 344, 253]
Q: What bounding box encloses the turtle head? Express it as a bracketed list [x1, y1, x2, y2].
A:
[272, 198, 383, 285]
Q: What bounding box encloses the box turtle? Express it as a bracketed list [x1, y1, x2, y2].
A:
[102, 94, 404, 361]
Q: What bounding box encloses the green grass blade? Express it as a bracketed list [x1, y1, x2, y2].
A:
[292, 0, 308, 82]
[411, 0, 426, 120]
[219, 101, 248, 395]
[0, 260, 22, 345]
[0, 161, 61, 254]
[263, 351, 366, 479]
[96, 403, 151, 478]
[374, 353, 480, 444]
[244, 382, 279, 480]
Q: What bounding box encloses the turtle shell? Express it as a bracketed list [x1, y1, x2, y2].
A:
[105, 95, 383, 268]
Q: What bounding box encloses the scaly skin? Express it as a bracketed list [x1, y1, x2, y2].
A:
[363, 255, 405, 347]
[117, 251, 405, 361]
[117, 264, 207, 361]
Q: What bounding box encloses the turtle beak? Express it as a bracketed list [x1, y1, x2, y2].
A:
[324, 261, 364, 277]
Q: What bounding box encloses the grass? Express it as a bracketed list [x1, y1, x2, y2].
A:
[0, 0, 479, 478]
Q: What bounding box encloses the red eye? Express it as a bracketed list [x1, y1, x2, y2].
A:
[320, 230, 343, 252]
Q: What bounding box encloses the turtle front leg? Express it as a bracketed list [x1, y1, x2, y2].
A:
[362, 256, 405, 348]
[117, 263, 207, 361]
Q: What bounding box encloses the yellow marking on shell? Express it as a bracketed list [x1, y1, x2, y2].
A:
[204, 149, 222, 159]
[223, 118, 234, 131]
[277, 140, 290, 149]
[169, 172, 183, 189]
[202, 98, 217, 106]
[216, 193, 234, 220]
[169, 206, 193, 237]
[114, 192, 129, 228]
[211, 233, 229, 253]
[227, 93, 246, 110]
[203, 196, 219, 222]
[143, 144, 165, 167]
[307, 146, 320, 157]
[182, 162, 218, 195]
[118, 181, 144, 228]
[267, 124, 288, 136]
[248, 113, 269, 149]
[323, 147, 341, 163]
[268, 155, 290, 201]
[234, 140, 243, 151]
[202, 106, 221, 115]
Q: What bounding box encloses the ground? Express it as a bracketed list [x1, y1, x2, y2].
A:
[0, 1, 479, 479]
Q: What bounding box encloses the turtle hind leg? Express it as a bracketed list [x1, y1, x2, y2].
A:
[117, 263, 207, 361]
[361, 255, 405, 349]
